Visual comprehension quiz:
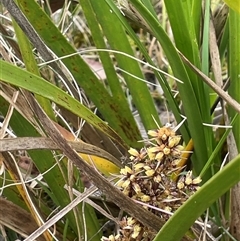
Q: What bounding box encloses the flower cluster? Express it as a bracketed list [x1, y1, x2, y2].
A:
[102, 126, 201, 241]
[101, 217, 155, 241]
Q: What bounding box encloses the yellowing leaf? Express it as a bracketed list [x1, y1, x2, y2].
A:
[53, 122, 120, 176]
[78, 153, 120, 176]
[223, 0, 240, 14]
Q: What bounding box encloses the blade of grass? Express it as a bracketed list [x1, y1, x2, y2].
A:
[11, 3, 56, 121]
[228, 8, 240, 240]
[0, 60, 125, 147]
[140, 0, 157, 17]
[219, 17, 229, 61]
[228, 8, 240, 150]
[192, 0, 202, 45]
[200, 113, 239, 177]
[89, 0, 161, 132]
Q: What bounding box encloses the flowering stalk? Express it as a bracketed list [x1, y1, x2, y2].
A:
[102, 126, 201, 241]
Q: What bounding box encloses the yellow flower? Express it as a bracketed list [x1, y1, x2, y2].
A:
[141, 195, 151, 202]
[154, 174, 161, 183]
[168, 136, 181, 148]
[145, 169, 155, 177]
[163, 147, 171, 155]
[122, 179, 130, 188]
[192, 176, 202, 184]
[127, 217, 136, 225]
[147, 146, 164, 160]
[133, 163, 145, 171]
[128, 147, 139, 156]
[131, 224, 142, 238]
[185, 171, 193, 185]
[177, 181, 185, 189]
[148, 130, 159, 137]
[128, 148, 147, 161]
[120, 166, 133, 175]
[155, 151, 164, 161]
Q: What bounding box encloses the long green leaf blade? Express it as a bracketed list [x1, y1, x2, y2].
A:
[90, 0, 160, 133]
[0, 60, 125, 147]
[229, 9, 240, 150]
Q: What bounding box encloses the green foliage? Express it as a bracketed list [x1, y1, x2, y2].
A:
[0, 0, 239, 240]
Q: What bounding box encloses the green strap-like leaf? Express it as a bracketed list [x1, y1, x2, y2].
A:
[12, 11, 56, 121]
[0, 60, 125, 147]
[228, 9, 240, 150]
[90, 0, 160, 132]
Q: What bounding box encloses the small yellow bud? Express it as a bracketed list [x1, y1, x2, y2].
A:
[145, 169, 155, 177]
[148, 130, 158, 137]
[116, 179, 125, 187]
[177, 181, 185, 189]
[164, 206, 172, 212]
[130, 174, 135, 181]
[141, 195, 151, 202]
[161, 133, 168, 140]
[108, 235, 115, 241]
[155, 151, 164, 161]
[127, 217, 136, 225]
[192, 176, 202, 184]
[168, 136, 181, 148]
[123, 188, 130, 196]
[128, 148, 139, 156]
[120, 166, 133, 175]
[185, 177, 192, 185]
[131, 230, 140, 239]
[134, 224, 142, 232]
[147, 147, 159, 160]
[154, 175, 161, 183]
[172, 159, 181, 166]
[176, 144, 184, 151]
[163, 147, 171, 155]
[185, 171, 193, 185]
[148, 146, 160, 153]
[143, 165, 151, 170]
[133, 163, 145, 171]
[130, 156, 135, 161]
[115, 234, 120, 239]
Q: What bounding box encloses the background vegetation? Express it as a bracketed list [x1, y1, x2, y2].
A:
[0, 0, 240, 240]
